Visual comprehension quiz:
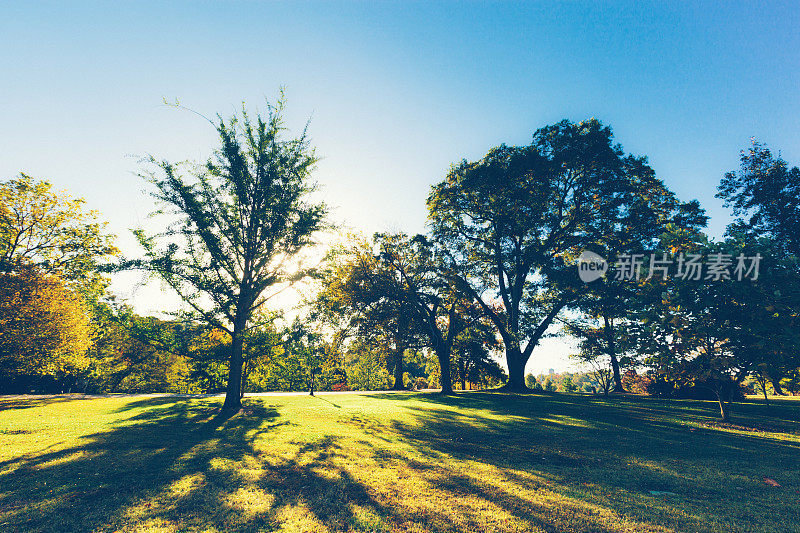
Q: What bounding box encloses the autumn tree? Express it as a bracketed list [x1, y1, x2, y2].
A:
[0, 174, 117, 296]
[0, 267, 92, 392]
[0, 175, 116, 391]
[129, 98, 327, 410]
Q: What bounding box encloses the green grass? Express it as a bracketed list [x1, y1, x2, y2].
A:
[0, 392, 798, 532]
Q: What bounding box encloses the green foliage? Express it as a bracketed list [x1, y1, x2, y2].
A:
[346, 347, 391, 391]
[428, 119, 659, 390]
[313, 234, 424, 391]
[717, 141, 800, 255]
[129, 96, 328, 409]
[451, 329, 505, 390]
[560, 375, 578, 393]
[314, 232, 481, 394]
[87, 303, 198, 393]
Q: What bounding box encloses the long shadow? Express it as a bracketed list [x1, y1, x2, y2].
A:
[0, 396, 94, 411]
[3, 394, 799, 532]
[0, 398, 388, 533]
[372, 392, 800, 532]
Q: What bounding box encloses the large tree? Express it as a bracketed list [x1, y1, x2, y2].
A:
[0, 175, 116, 392]
[373, 233, 488, 395]
[717, 143, 800, 392]
[130, 99, 327, 410]
[314, 233, 485, 394]
[313, 235, 425, 390]
[428, 119, 638, 391]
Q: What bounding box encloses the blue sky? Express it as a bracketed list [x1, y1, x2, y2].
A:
[2, 1, 798, 372]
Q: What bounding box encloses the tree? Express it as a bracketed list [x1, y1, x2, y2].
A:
[313, 235, 425, 390]
[345, 342, 391, 391]
[717, 145, 800, 392]
[315, 233, 485, 394]
[561, 375, 578, 393]
[572, 345, 614, 396]
[129, 98, 328, 411]
[451, 326, 504, 390]
[0, 176, 116, 392]
[239, 316, 285, 396]
[280, 320, 338, 396]
[89, 303, 184, 393]
[0, 174, 117, 297]
[717, 141, 800, 255]
[724, 234, 800, 396]
[627, 239, 777, 421]
[373, 233, 490, 395]
[428, 119, 640, 391]
[564, 156, 708, 392]
[0, 267, 92, 392]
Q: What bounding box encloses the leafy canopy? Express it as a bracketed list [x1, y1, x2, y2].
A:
[132, 98, 328, 335]
[0, 174, 117, 295]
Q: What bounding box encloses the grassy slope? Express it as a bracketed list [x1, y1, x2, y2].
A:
[0, 392, 798, 533]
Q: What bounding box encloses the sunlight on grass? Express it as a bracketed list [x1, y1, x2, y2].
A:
[0, 392, 798, 532]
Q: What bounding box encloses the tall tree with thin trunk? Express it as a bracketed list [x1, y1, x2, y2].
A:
[564, 160, 708, 393]
[129, 97, 327, 411]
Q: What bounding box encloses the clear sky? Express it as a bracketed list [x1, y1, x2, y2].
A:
[2, 1, 798, 373]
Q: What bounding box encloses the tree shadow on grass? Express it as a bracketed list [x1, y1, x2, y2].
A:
[372, 392, 800, 532]
[3, 393, 799, 532]
[0, 395, 95, 411]
[0, 398, 388, 533]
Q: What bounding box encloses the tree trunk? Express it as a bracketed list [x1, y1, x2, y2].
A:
[771, 378, 785, 395]
[503, 347, 528, 392]
[223, 321, 245, 411]
[437, 346, 453, 395]
[240, 360, 248, 399]
[715, 389, 731, 421]
[391, 348, 405, 390]
[603, 315, 624, 392]
[609, 353, 624, 392]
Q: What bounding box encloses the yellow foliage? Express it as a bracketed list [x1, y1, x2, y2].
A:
[0, 268, 91, 377]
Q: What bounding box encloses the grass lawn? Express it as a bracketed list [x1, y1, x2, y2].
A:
[0, 392, 798, 533]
